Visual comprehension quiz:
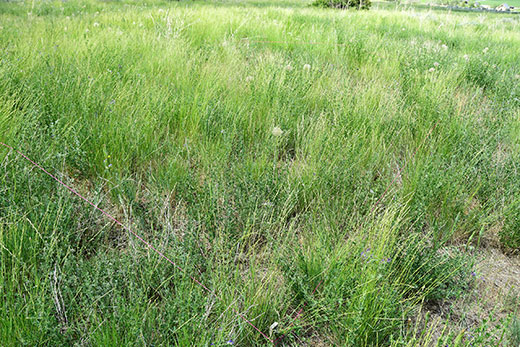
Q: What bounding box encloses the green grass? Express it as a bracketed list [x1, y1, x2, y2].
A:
[405, 0, 520, 8]
[478, 0, 520, 7]
[1, 0, 520, 345]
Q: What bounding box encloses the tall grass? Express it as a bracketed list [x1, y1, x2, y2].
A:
[1, 0, 519, 345]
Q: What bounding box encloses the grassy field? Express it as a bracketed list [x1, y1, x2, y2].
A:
[408, 0, 520, 9]
[1, 0, 520, 346]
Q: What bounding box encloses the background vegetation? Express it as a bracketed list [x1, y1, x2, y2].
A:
[1, 0, 519, 345]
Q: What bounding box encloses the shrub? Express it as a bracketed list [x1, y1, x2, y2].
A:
[312, 0, 371, 10]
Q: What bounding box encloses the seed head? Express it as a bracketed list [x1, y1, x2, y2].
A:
[272, 126, 283, 136]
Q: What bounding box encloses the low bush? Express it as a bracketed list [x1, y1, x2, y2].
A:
[312, 0, 371, 10]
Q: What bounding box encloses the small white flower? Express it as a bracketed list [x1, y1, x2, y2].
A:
[93, 22, 100, 27]
[483, 47, 489, 54]
[245, 75, 254, 83]
[429, 67, 436, 73]
[441, 44, 448, 50]
[433, 62, 440, 67]
[303, 64, 311, 71]
[463, 54, 469, 61]
[515, 74, 520, 79]
[85, 28, 89, 33]
[272, 126, 283, 136]
[286, 64, 293, 71]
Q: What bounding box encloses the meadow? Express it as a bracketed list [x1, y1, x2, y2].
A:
[1, 0, 520, 345]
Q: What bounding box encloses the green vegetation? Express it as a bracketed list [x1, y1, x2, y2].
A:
[313, 0, 371, 10]
[408, 0, 520, 9]
[1, 0, 519, 345]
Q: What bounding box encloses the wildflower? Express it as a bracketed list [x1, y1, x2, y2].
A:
[441, 44, 448, 50]
[463, 54, 469, 61]
[482, 47, 489, 54]
[85, 29, 89, 33]
[286, 64, 293, 71]
[303, 64, 311, 71]
[245, 75, 254, 83]
[471, 271, 476, 277]
[515, 74, 520, 79]
[93, 22, 100, 27]
[433, 62, 440, 67]
[226, 340, 234, 345]
[429, 67, 435, 72]
[272, 126, 283, 136]
[361, 248, 371, 258]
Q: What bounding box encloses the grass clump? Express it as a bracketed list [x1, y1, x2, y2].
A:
[1, 0, 520, 345]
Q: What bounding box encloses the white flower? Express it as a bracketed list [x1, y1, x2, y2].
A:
[286, 64, 293, 71]
[483, 47, 489, 54]
[245, 75, 254, 83]
[441, 44, 448, 50]
[515, 74, 520, 79]
[433, 62, 440, 67]
[303, 64, 311, 71]
[463, 54, 469, 61]
[429, 67, 436, 73]
[93, 22, 100, 27]
[85, 29, 89, 33]
[272, 126, 283, 136]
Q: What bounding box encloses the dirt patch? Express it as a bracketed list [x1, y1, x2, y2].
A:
[413, 248, 520, 346]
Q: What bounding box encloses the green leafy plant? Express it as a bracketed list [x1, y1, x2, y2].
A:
[312, 0, 371, 10]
